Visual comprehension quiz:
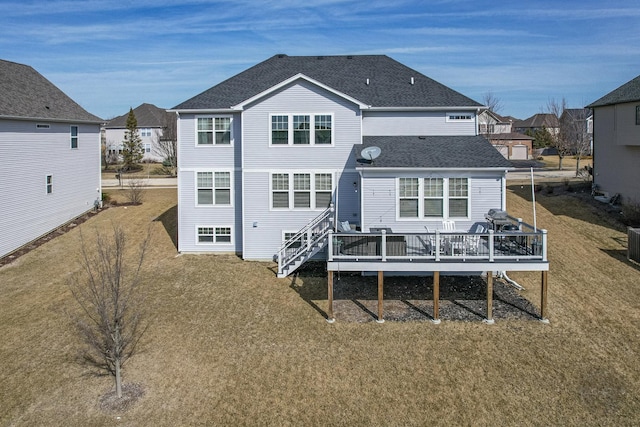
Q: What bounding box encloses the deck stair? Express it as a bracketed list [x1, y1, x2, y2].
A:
[276, 205, 334, 278]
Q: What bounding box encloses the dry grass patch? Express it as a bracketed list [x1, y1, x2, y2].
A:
[2, 187, 640, 425]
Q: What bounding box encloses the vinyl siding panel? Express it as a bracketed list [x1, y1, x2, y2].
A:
[0, 119, 101, 257]
[177, 112, 242, 253]
[360, 170, 503, 233]
[242, 80, 361, 169]
[362, 111, 478, 136]
[104, 127, 164, 162]
[592, 105, 640, 203]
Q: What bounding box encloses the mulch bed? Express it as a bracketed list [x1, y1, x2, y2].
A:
[329, 272, 541, 323]
[0, 206, 110, 268]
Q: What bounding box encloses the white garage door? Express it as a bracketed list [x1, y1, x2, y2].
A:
[495, 145, 509, 158]
[511, 145, 528, 160]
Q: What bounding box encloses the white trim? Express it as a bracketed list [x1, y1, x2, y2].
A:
[194, 169, 234, 208]
[268, 113, 335, 146]
[269, 171, 335, 211]
[195, 225, 234, 246]
[70, 125, 78, 149]
[232, 73, 368, 110]
[395, 177, 471, 221]
[194, 114, 234, 147]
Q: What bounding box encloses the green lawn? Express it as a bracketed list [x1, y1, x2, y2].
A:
[1, 186, 639, 425]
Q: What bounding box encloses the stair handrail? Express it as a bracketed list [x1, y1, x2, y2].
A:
[277, 204, 334, 274]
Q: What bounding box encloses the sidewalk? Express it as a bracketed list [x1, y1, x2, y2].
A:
[102, 177, 177, 188]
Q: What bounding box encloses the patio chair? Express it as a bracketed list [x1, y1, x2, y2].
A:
[442, 220, 456, 231]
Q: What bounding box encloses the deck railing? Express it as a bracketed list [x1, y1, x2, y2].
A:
[328, 228, 547, 263]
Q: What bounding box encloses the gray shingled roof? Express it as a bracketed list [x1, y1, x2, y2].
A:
[513, 113, 558, 129]
[105, 103, 168, 128]
[0, 59, 102, 123]
[587, 74, 640, 107]
[173, 54, 482, 110]
[356, 136, 513, 169]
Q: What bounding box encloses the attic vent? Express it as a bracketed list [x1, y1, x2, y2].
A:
[317, 56, 324, 60]
[36, 123, 50, 129]
[347, 55, 353, 59]
[276, 54, 286, 58]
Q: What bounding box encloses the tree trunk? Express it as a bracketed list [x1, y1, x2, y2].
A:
[558, 155, 564, 170]
[575, 155, 581, 177]
[115, 358, 122, 398]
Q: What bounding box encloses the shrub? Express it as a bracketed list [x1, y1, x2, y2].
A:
[622, 200, 640, 227]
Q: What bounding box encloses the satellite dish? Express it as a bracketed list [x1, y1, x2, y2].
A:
[361, 146, 381, 161]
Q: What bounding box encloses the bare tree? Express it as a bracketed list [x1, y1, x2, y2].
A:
[546, 97, 570, 170]
[153, 112, 177, 176]
[560, 109, 592, 176]
[125, 178, 146, 205]
[482, 91, 503, 114]
[68, 225, 150, 399]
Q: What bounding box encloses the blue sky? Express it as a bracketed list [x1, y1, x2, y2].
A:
[2, 0, 640, 120]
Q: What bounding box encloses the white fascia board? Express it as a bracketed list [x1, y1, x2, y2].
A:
[356, 167, 513, 173]
[231, 73, 369, 110]
[167, 108, 239, 114]
[365, 106, 484, 112]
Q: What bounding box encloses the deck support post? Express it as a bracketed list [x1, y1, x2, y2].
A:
[484, 271, 495, 324]
[376, 270, 384, 323]
[432, 271, 441, 324]
[540, 270, 549, 323]
[327, 270, 335, 323]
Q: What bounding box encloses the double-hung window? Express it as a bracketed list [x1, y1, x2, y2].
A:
[270, 114, 333, 145]
[197, 171, 231, 206]
[448, 178, 469, 217]
[140, 128, 152, 137]
[398, 177, 468, 219]
[272, 173, 333, 209]
[70, 126, 78, 149]
[197, 116, 232, 145]
[399, 178, 419, 218]
[46, 175, 53, 194]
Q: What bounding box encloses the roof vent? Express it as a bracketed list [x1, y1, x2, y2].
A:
[366, 78, 370, 85]
[276, 54, 286, 58]
[347, 55, 353, 59]
[317, 56, 324, 60]
[410, 77, 415, 85]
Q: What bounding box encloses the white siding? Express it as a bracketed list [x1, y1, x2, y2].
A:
[360, 170, 503, 233]
[362, 111, 478, 136]
[0, 119, 101, 257]
[103, 127, 164, 162]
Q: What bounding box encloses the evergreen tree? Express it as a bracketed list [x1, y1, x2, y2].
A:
[122, 108, 143, 170]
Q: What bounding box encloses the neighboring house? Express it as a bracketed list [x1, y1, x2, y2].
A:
[513, 113, 559, 136]
[477, 110, 513, 135]
[103, 103, 173, 162]
[0, 59, 102, 258]
[171, 54, 549, 321]
[489, 132, 535, 160]
[478, 111, 533, 159]
[587, 74, 640, 204]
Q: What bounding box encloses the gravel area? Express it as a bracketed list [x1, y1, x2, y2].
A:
[312, 268, 541, 323]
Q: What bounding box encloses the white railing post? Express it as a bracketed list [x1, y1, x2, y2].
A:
[542, 229, 548, 261]
[517, 217, 523, 231]
[381, 229, 387, 261]
[435, 230, 440, 262]
[489, 230, 495, 262]
[328, 229, 334, 261]
[306, 227, 312, 251]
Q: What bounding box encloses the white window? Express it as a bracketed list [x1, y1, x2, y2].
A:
[270, 114, 333, 146]
[197, 116, 232, 145]
[70, 126, 78, 149]
[46, 175, 53, 194]
[143, 143, 151, 153]
[140, 128, 152, 137]
[197, 226, 232, 244]
[446, 112, 474, 122]
[271, 172, 333, 209]
[397, 177, 469, 219]
[196, 171, 231, 206]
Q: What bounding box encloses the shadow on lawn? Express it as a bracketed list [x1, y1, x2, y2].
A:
[154, 204, 178, 250]
[288, 263, 541, 323]
[508, 182, 626, 233]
